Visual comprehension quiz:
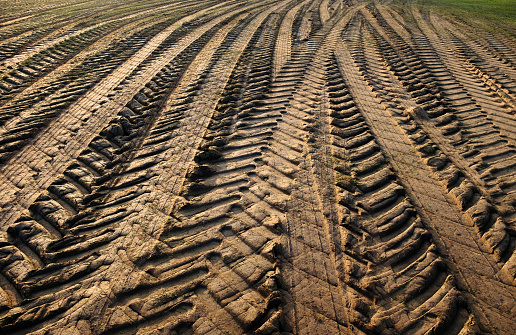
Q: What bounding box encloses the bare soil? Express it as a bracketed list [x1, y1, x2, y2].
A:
[0, 0, 515, 334]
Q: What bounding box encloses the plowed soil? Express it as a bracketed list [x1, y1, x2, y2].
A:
[0, 0, 515, 334]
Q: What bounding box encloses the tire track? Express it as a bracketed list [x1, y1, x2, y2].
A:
[0, 21, 124, 105]
[164, 5, 359, 333]
[0, 1, 515, 334]
[0, 1, 255, 227]
[301, 16, 479, 334]
[359, 4, 516, 279]
[0, 0, 196, 73]
[296, 0, 320, 42]
[77, 2, 290, 333]
[258, 6, 360, 333]
[320, 0, 331, 24]
[428, 14, 516, 128]
[0, 1, 219, 109]
[0, 17, 231, 333]
[0, 1, 291, 333]
[0, 3, 218, 164]
[273, 0, 309, 78]
[406, 8, 516, 231]
[339, 14, 516, 332]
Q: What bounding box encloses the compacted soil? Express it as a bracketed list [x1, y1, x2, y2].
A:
[0, 0, 515, 333]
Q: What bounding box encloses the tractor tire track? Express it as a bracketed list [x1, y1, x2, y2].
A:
[0, 1, 515, 334]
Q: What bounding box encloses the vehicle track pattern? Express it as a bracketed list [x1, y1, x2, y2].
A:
[0, 0, 514, 334]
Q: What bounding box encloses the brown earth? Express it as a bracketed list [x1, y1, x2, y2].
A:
[0, 0, 515, 333]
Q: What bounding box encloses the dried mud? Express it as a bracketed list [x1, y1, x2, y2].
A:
[0, 0, 515, 334]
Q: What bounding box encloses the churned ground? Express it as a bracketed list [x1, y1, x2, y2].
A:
[0, 0, 515, 333]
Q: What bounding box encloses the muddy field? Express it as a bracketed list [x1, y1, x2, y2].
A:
[0, 0, 515, 333]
